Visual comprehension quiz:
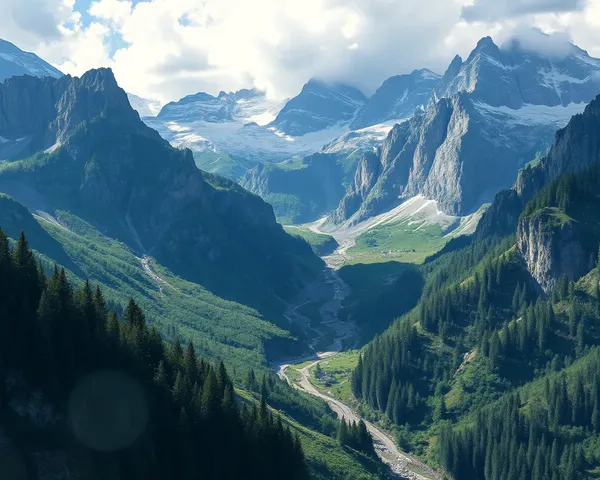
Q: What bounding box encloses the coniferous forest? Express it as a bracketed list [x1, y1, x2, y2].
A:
[351, 162, 600, 479]
[0, 230, 308, 479]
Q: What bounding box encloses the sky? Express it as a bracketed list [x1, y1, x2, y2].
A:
[2, 0, 600, 103]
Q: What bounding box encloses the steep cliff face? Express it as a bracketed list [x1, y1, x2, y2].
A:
[0, 69, 149, 160]
[515, 96, 600, 200]
[328, 150, 382, 225]
[517, 209, 593, 292]
[331, 87, 557, 223]
[0, 69, 321, 308]
[475, 190, 523, 239]
[478, 94, 600, 239]
[329, 36, 600, 225]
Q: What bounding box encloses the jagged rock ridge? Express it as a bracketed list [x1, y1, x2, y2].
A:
[329, 35, 600, 225]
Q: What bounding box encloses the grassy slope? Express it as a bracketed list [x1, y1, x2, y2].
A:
[192, 150, 251, 180]
[17, 208, 384, 479]
[311, 351, 360, 405]
[347, 219, 447, 265]
[284, 225, 339, 256]
[26, 211, 292, 379]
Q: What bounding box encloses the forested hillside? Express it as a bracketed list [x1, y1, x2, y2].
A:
[351, 160, 600, 479]
[0, 229, 308, 479]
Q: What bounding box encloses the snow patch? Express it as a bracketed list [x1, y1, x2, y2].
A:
[321, 121, 401, 154]
[474, 101, 588, 127]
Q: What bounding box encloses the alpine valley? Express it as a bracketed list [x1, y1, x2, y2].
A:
[3, 22, 600, 480]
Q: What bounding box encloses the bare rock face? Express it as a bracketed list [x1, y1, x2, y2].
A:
[515, 97, 600, 201]
[330, 88, 546, 223]
[330, 35, 600, 225]
[0, 68, 148, 161]
[327, 150, 382, 226]
[517, 210, 592, 292]
[475, 189, 523, 239]
[478, 94, 600, 239]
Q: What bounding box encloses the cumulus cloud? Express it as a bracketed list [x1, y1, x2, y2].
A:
[462, 0, 587, 22]
[2, 0, 600, 103]
[88, 0, 133, 29]
[0, 0, 76, 47]
[498, 26, 577, 58]
[102, 0, 468, 101]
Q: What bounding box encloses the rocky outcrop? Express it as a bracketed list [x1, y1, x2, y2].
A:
[517, 210, 593, 292]
[331, 88, 553, 223]
[515, 96, 600, 201]
[477, 94, 600, 239]
[327, 150, 382, 225]
[476, 190, 523, 239]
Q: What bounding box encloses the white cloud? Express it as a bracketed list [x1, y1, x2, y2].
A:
[498, 26, 577, 58]
[462, 0, 586, 22]
[2, 0, 600, 104]
[89, 0, 133, 29]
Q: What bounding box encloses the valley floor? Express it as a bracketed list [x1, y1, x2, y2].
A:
[300, 196, 487, 267]
[272, 240, 440, 479]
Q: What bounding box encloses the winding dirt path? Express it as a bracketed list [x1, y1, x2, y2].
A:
[273, 237, 440, 479]
[288, 359, 438, 480]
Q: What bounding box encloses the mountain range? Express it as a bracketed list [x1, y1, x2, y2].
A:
[137, 67, 440, 184]
[327, 36, 600, 229]
[0, 67, 321, 319]
[348, 86, 600, 480]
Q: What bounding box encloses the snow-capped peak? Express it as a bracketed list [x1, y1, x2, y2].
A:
[350, 69, 441, 129]
[127, 93, 163, 117]
[0, 38, 63, 83]
[269, 79, 367, 136]
[433, 35, 600, 110]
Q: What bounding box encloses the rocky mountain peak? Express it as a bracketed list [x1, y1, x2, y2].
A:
[330, 37, 600, 226]
[473, 36, 499, 55]
[269, 78, 366, 136]
[156, 87, 270, 124]
[350, 69, 440, 130]
[0, 67, 320, 310]
[0, 68, 150, 161]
